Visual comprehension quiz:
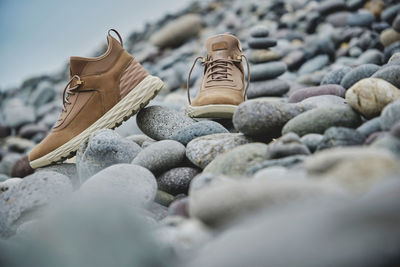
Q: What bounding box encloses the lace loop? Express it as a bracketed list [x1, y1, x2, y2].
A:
[61, 75, 84, 113]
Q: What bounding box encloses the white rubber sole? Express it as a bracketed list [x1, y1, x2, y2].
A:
[187, 104, 237, 118]
[29, 75, 164, 169]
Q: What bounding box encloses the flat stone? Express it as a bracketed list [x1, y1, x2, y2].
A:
[316, 127, 365, 150]
[380, 29, 400, 47]
[320, 66, 352, 85]
[80, 164, 157, 207]
[380, 100, 400, 130]
[0, 171, 72, 237]
[10, 155, 34, 178]
[0, 153, 22, 177]
[250, 25, 269, 38]
[18, 123, 48, 139]
[157, 167, 200, 195]
[265, 133, 310, 160]
[393, 14, 400, 32]
[346, 78, 400, 118]
[247, 155, 307, 176]
[249, 49, 281, 64]
[132, 140, 186, 174]
[247, 79, 289, 98]
[356, 49, 384, 65]
[348, 11, 375, 27]
[381, 3, 400, 23]
[137, 105, 195, 140]
[248, 37, 277, 49]
[356, 117, 382, 137]
[299, 95, 347, 108]
[317, 0, 346, 15]
[186, 133, 250, 169]
[298, 55, 330, 75]
[150, 14, 202, 48]
[288, 84, 346, 103]
[250, 62, 287, 81]
[301, 134, 324, 152]
[233, 100, 311, 137]
[203, 143, 269, 176]
[76, 129, 142, 182]
[340, 64, 380, 89]
[2, 98, 36, 128]
[372, 135, 400, 157]
[282, 50, 306, 70]
[371, 65, 400, 89]
[37, 163, 79, 189]
[171, 121, 229, 146]
[282, 106, 362, 136]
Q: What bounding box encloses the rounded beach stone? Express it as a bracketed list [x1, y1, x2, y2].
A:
[320, 66, 352, 85]
[250, 62, 287, 81]
[282, 106, 362, 136]
[171, 121, 229, 145]
[348, 11, 375, 27]
[288, 84, 346, 103]
[340, 64, 380, 89]
[132, 140, 186, 174]
[371, 65, 400, 89]
[298, 55, 330, 75]
[247, 79, 290, 98]
[157, 167, 200, 195]
[380, 29, 400, 47]
[137, 105, 195, 140]
[250, 25, 269, 38]
[248, 37, 277, 49]
[316, 127, 365, 150]
[356, 117, 382, 137]
[380, 100, 400, 130]
[345, 78, 400, 118]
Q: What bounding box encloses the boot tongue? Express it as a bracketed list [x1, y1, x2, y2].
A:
[206, 34, 241, 60]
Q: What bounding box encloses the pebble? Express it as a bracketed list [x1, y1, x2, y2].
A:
[171, 120, 229, 146]
[393, 14, 400, 32]
[2, 98, 36, 128]
[347, 11, 375, 27]
[0, 171, 72, 237]
[298, 55, 330, 75]
[345, 78, 400, 119]
[380, 100, 400, 130]
[247, 79, 290, 98]
[320, 66, 352, 85]
[0, 123, 11, 138]
[137, 105, 195, 140]
[384, 42, 400, 62]
[158, 167, 200, 195]
[126, 134, 155, 147]
[132, 140, 186, 174]
[250, 25, 269, 38]
[248, 37, 277, 49]
[381, 3, 400, 23]
[316, 127, 366, 151]
[80, 164, 157, 207]
[356, 49, 383, 65]
[247, 155, 307, 176]
[168, 197, 189, 217]
[317, 0, 346, 15]
[299, 95, 347, 108]
[265, 133, 310, 160]
[305, 147, 399, 193]
[233, 100, 311, 137]
[340, 64, 380, 89]
[282, 50, 306, 70]
[186, 133, 250, 169]
[249, 49, 281, 64]
[155, 190, 175, 207]
[10, 155, 34, 178]
[371, 65, 400, 89]
[301, 134, 324, 152]
[5, 137, 35, 153]
[282, 106, 362, 136]
[380, 29, 400, 47]
[356, 117, 382, 137]
[150, 14, 202, 48]
[76, 129, 142, 182]
[203, 143, 268, 176]
[250, 62, 287, 81]
[0, 153, 22, 177]
[288, 84, 345, 103]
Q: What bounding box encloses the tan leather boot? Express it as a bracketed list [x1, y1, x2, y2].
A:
[187, 34, 250, 118]
[28, 30, 164, 168]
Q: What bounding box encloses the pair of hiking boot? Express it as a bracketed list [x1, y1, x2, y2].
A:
[28, 30, 250, 169]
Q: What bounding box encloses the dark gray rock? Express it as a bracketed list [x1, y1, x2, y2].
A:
[393, 14, 400, 32]
[171, 121, 229, 145]
[247, 79, 290, 98]
[380, 100, 400, 130]
[0, 123, 11, 138]
[248, 37, 277, 49]
[348, 11, 375, 27]
[0, 171, 72, 238]
[356, 117, 382, 137]
[317, 127, 366, 150]
[356, 49, 384, 65]
[299, 95, 347, 108]
[80, 164, 157, 207]
[250, 62, 287, 81]
[282, 50, 306, 70]
[371, 65, 400, 89]
[76, 129, 142, 182]
[186, 133, 250, 169]
[288, 84, 345, 103]
[233, 100, 311, 137]
[266, 133, 310, 160]
[137, 105, 195, 140]
[340, 64, 380, 89]
[247, 155, 307, 175]
[298, 55, 330, 75]
[317, 0, 346, 15]
[132, 140, 186, 174]
[158, 167, 200, 195]
[168, 197, 189, 217]
[321, 66, 352, 85]
[381, 3, 400, 23]
[301, 134, 324, 152]
[250, 25, 269, 38]
[282, 106, 362, 136]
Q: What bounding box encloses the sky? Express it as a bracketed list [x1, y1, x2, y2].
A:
[0, 0, 192, 89]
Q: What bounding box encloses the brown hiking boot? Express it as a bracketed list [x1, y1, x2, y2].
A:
[186, 33, 250, 118]
[28, 29, 164, 168]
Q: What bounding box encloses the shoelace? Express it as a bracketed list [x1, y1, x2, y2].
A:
[187, 55, 250, 105]
[60, 75, 84, 115]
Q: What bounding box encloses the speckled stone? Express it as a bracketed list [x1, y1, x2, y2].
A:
[171, 121, 228, 145]
[157, 167, 200, 195]
[137, 105, 195, 140]
[340, 64, 380, 89]
[282, 106, 362, 136]
[320, 66, 352, 85]
[316, 127, 366, 151]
